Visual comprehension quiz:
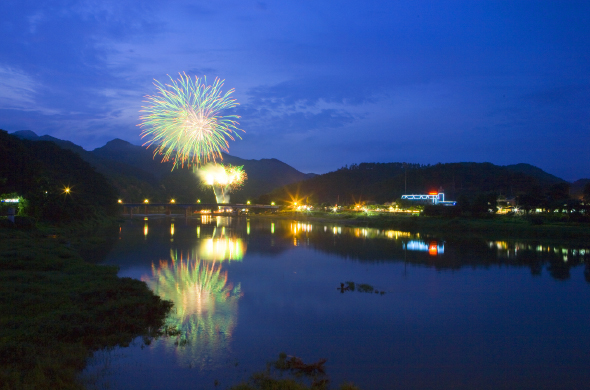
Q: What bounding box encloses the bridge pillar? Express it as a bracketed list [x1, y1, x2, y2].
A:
[144, 205, 147, 215]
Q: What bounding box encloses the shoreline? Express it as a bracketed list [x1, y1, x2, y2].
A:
[246, 211, 590, 244]
[0, 223, 173, 389]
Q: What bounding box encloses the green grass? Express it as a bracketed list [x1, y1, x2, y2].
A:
[0, 226, 173, 390]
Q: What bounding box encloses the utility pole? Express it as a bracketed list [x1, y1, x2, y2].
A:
[403, 163, 407, 193]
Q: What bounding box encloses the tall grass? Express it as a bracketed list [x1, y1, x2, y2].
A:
[0, 227, 172, 390]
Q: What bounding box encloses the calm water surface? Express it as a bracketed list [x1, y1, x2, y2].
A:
[84, 216, 590, 390]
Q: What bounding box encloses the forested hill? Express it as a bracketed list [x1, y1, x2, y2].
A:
[260, 162, 568, 205]
[0, 130, 118, 222]
[11, 130, 313, 203]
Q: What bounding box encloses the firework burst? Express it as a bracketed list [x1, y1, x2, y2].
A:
[139, 73, 243, 170]
[198, 164, 247, 203]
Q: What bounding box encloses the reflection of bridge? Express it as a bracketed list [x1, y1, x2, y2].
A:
[121, 203, 278, 217]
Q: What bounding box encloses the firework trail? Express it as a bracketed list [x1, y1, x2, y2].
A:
[139, 73, 243, 170]
[197, 164, 247, 203]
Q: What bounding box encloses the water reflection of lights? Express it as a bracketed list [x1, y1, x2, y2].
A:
[489, 241, 589, 262]
[428, 242, 438, 256]
[199, 237, 245, 261]
[406, 240, 445, 254]
[385, 230, 412, 239]
[201, 215, 213, 224]
[271, 222, 275, 234]
[215, 216, 232, 227]
[144, 222, 148, 238]
[143, 250, 242, 370]
[291, 222, 313, 234]
[287, 222, 445, 253]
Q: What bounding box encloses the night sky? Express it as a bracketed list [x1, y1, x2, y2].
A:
[1, 1, 589, 180]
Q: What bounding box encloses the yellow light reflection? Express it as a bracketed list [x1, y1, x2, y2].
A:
[271, 222, 275, 234]
[170, 223, 175, 236]
[144, 222, 148, 237]
[198, 237, 246, 262]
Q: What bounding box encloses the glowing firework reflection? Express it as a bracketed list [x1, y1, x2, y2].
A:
[198, 237, 245, 261]
[143, 250, 242, 369]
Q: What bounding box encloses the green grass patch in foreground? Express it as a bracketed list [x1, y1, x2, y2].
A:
[0, 227, 173, 390]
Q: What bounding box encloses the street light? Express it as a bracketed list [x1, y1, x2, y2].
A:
[144, 199, 149, 203]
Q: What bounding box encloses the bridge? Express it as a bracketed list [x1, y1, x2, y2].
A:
[120, 203, 279, 217]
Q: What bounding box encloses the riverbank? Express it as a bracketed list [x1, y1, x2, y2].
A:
[0, 222, 173, 390]
[251, 211, 590, 244]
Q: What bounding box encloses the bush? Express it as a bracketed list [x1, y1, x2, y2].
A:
[422, 205, 462, 218]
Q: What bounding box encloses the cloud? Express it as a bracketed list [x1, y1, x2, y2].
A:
[0, 66, 36, 108]
[241, 108, 355, 135]
[246, 76, 382, 109]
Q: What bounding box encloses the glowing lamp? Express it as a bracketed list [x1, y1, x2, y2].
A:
[271, 202, 275, 206]
[429, 192, 438, 195]
[197, 199, 201, 203]
[170, 199, 176, 203]
[247, 201, 250, 205]
[144, 199, 149, 203]
[118, 199, 122, 203]
[64, 187, 71, 194]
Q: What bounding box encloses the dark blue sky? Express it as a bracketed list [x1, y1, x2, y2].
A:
[1, 1, 589, 180]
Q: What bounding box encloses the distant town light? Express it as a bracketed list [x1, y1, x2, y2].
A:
[64, 187, 71, 194]
[1, 198, 19, 203]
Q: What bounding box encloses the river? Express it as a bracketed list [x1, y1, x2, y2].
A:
[82, 215, 590, 390]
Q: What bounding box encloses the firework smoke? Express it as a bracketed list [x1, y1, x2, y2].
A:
[197, 164, 246, 204]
